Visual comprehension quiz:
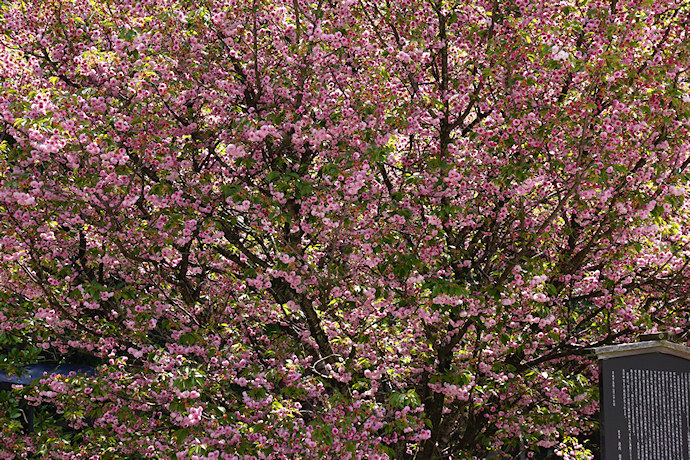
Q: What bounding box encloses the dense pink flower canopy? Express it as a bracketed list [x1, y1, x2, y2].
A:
[0, 0, 689, 458]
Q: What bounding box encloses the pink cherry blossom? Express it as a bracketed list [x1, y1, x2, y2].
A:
[1, 0, 689, 458]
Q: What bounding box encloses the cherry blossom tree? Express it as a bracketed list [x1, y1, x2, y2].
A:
[1, 0, 689, 458]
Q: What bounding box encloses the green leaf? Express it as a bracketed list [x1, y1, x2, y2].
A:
[174, 428, 190, 443]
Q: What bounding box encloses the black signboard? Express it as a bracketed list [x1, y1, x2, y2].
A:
[598, 343, 690, 460]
